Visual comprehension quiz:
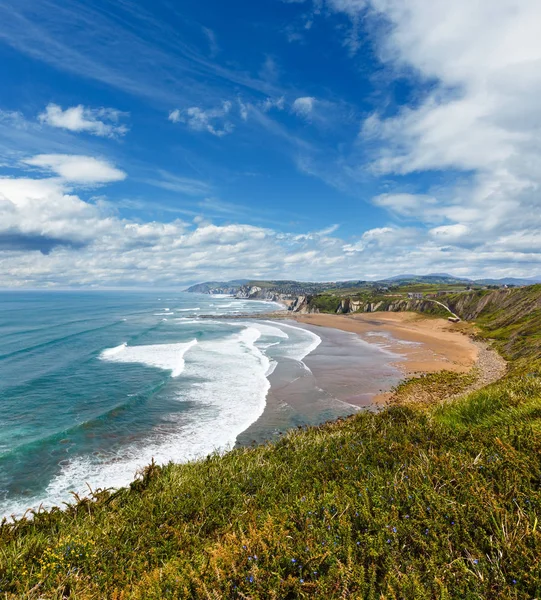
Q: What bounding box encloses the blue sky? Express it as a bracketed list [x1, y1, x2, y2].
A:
[0, 0, 540, 287]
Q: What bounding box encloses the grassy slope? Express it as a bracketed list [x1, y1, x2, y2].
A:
[1, 290, 541, 599]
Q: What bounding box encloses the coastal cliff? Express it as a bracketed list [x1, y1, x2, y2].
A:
[294, 285, 541, 321]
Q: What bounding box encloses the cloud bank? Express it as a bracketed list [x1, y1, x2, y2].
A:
[39, 104, 129, 138]
[0, 150, 539, 288]
[293, 0, 541, 275]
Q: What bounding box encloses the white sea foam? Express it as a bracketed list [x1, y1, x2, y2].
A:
[4, 327, 271, 518]
[177, 308, 201, 312]
[266, 359, 278, 377]
[100, 343, 127, 357]
[364, 331, 422, 347]
[233, 321, 289, 339]
[100, 339, 198, 377]
[266, 321, 322, 362]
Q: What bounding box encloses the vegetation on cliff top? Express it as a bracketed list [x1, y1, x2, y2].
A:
[1, 287, 540, 599]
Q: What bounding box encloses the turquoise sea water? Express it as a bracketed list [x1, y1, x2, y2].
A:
[0, 291, 406, 520]
[0, 291, 326, 519]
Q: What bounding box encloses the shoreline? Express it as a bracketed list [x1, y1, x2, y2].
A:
[236, 318, 404, 447]
[286, 312, 479, 375]
[282, 311, 506, 404]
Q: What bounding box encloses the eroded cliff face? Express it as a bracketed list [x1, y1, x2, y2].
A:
[288, 295, 311, 313]
[235, 285, 263, 299]
[288, 287, 541, 326]
[234, 284, 296, 308]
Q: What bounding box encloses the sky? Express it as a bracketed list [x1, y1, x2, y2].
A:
[0, 0, 540, 287]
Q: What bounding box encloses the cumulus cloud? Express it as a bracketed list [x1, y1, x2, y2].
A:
[292, 0, 541, 264]
[0, 160, 539, 287]
[169, 102, 234, 137]
[39, 104, 129, 138]
[292, 96, 316, 118]
[7, 151, 530, 288]
[22, 154, 127, 184]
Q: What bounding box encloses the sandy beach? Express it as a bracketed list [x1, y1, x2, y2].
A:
[288, 312, 479, 376]
[237, 311, 505, 446]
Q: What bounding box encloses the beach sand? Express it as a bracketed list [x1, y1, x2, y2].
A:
[236, 312, 485, 447]
[289, 312, 478, 376]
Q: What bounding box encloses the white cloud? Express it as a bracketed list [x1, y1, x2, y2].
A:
[362, 0, 541, 241]
[239, 99, 249, 121]
[38, 104, 129, 138]
[294, 0, 541, 262]
[372, 193, 439, 220]
[142, 170, 212, 196]
[0, 160, 539, 287]
[292, 96, 316, 118]
[202, 27, 219, 57]
[259, 56, 279, 82]
[429, 224, 470, 244]
[7, 152, 530, 288]
[3, 1, 541, 285]
[169, 102, 234, 137]
[23, 155, 126, 184]
[261, 96, 286, 112]
[327, 0, 366, 15]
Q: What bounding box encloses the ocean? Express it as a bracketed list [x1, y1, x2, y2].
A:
[0, 291, 402, 520]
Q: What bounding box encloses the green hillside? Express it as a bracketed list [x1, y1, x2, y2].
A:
[1, 288, 541, 599]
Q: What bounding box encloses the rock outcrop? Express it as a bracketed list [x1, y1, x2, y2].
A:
[235, 285, 263, 299]
[288, 287, 541, 330]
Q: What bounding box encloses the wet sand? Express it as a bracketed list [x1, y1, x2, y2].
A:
[236, 312, 481, 447]
[236, 320, 404, 446]
[289, 312, 478, 375]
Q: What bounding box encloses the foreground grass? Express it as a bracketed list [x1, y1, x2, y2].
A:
[1, 371, 541, 599]
[2, 288, 541, 599]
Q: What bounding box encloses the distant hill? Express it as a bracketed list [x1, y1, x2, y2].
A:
[186, 275, 541, 296]
[185, 279, 372, 295]
[379, 274, 471, 285]
[379, 274, 541, 286]
[473, 277, 541, 286]
[184, 280, 249, 294]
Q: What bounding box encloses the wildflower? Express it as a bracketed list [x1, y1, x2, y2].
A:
[300, 579, 304, 583]
[291, 558, 296, 563]
[392, 527, 397, 533]
[473, 559, 479, 565]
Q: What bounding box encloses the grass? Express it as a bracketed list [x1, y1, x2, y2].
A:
[387, 370, 477, 408]
[1, 287, 541, 599]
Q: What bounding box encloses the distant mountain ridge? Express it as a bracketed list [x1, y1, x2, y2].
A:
[186, 274, 541, 294]
[185, 279, 371, 295]
[184, 280, 250, 294]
